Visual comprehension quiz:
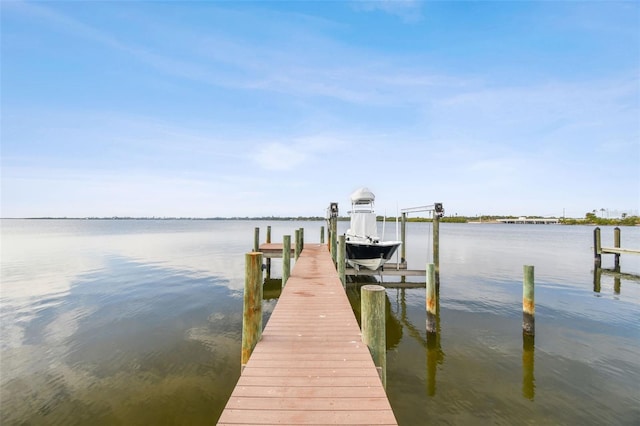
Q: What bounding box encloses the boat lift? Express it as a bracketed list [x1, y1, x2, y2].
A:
[346, 202, 444, 284]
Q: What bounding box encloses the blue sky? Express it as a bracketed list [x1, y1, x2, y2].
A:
[2, 1, 638, 218]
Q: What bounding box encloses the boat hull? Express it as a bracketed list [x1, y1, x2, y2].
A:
[345, 241, 401, 271]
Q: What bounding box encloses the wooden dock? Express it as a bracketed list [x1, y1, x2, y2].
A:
[218, 244, 397, 425]
[259, 243, 295, 259]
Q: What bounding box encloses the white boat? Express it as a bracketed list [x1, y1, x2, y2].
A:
[345, 188, 402, 271]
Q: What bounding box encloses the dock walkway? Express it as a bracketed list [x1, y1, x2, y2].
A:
[218, 244, 397, 425]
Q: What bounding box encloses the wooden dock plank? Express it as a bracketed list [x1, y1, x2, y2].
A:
[218, 244, 397, 425]
[229, 385, 388, 399]
[259, 243, 295, 258]
[224, 396, 392, 410]
[218, 409, 397, 425]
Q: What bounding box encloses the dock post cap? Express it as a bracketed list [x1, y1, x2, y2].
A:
[361, 284, 385, 292]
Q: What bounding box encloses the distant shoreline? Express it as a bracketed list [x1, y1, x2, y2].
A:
[2, 216, 638, 226]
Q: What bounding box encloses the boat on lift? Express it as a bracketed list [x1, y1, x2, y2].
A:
[345, 188, 401, 271]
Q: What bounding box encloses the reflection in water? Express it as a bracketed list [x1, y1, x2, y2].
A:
[3, 220, 640, 425]
[426, 292, 443, 397]
[345, 281, 403, 350]
[522, 333, 535, 400]
[593, 266, 640, 295]
[593, 267, 602, 293]
[262, 278, 283, 300]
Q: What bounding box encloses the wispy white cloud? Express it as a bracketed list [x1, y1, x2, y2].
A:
[351, 0, 424, 22]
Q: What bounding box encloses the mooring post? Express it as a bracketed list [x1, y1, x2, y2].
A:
[361, 284, 387, 388]
[426, 263, 437, 333]
[241, 252, 263, 369]
[401, 212, 407, 264]
[614, 227, 621, 271]
[320, 226, 325, 244]
[593, 227, 602, 267]
[295, 229, 301, 260]
[331, 217, 338, 266]
[523, 265, 535, 336]
[433, 213, 440, 286]
[266, 226, 272, 277]
[282, 235, 291, 288]
[338, 235, 346, 286]
[300, 227, 304, 252]
[253, 227, 260, 253]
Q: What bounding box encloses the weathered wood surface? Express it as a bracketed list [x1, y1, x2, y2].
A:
[259, 243, 296, 258]
[218, 244, 397, 425]
[601, 247, 640, 255]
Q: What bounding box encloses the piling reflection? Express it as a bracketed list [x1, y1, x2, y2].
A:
[522, 333, 535, 400]
[425, 294, 442, 396]
[262, 278, 282, 300]
[395, 285, 444, 397]
[593, 266, 602, 293]
[345, 279, 403, 350]
[593, 266, 640, 294]
[345, 276, 448, 396]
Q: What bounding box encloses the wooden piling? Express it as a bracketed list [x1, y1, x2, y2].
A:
[320, 225, 325, 244]
[426, 263, 437, 333]
[294, 229, 301, 260]
[253, 227, 260, 253]
[361, 284, 387, 388]
[300, 227, 304, 252]
[338, 235, 346, 286]
[594, 227, 602, 267]
[330, 217, 337, 266]
[614, 227, 621, 271]
[401, 212, 406, 264]
[282, 235, 291, 288]
[523, 265, 535, 336]
[433, 214, 440, 282]
[266, 226, 272, 277]
[242, 252, 263, 367]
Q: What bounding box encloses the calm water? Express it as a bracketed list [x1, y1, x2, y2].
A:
[1, 220, 639, 425]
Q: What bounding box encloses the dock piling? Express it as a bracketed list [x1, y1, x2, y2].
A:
[401, 212, 406, 264]
[331, 221, 338, 266]
[338, 235, 346, 286]
[426, 263, 437, 333]
[320, 225, 325, 244]
[433, 214, 440, 285]
[593, 227, 602, 267]
[294, 229, 301, 260]
[361, 284, 387, 388]
[242, 252, 263, 368]
[614, 227, 621, 271]
[282, 235, 291, 287]
[300, 227, 304, 252]
[253, 227, 260, 253]
[523, 265, 535, 336]
[266, 226, 272, 277]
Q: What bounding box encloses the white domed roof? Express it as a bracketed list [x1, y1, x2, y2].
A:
[350, 187, 375, 204]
